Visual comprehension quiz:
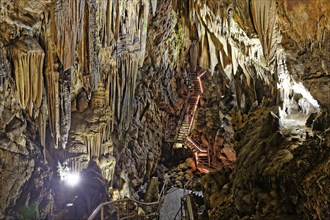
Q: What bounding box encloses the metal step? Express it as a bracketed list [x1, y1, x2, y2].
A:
[197, 164, 212, 173]
[198, 158, 209, 163]
[197, 152, 208, 157]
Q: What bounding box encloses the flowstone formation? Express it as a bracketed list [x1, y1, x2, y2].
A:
[0, 0, 329, 219]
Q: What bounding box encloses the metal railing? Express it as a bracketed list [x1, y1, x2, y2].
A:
[165, 69, 205, 142]
[170, 68, 218, 173]
[174, 194, 195, 220]
[88, 177, 169, 220]
[174, 89, 193, 141]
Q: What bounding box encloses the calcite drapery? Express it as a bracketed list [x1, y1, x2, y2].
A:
[114, 53, 139, 132]
[99, 0, 149, 133]
[98, 0, 149, 63]
[250, 0, 279, 72]
[10, 37, 45, 117]
[54, 0, 85, 71]
[43, 0, 100, 149]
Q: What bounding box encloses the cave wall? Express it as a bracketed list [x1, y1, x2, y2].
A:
[193, 0, 330, 219]
[0, 0, 190, 217]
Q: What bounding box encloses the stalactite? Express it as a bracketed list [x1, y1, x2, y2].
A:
[54, 0, 85, 71]
[97, 0, 106, 46]
[104, 65, 117, 133]
[43, 7, 62, 149]
[99, 0, 149, 136]
[84, 133, 103, 160]
[112, 53, 139, 132]
[68, 158, 82, 173]
[78, 0, 100, 95]
[10, 37, 45, 118]
[0, 48, 8, 88]
[207, 32, 218, 72]
[277, 52, 320, 126]
[86, 135, 91, 160]
[59, 70, 71, 149]
[39, 98, 48, 162]
[200, 32, 210, 69]
[250, 0, 278, 73]
[138, 0, 150, 66]
[90, 121, 113, 157]
[46, 71, 60, 148]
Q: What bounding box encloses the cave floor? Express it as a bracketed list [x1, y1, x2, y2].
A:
[159, 187, 184, 220]
[280, 111, 313, 150]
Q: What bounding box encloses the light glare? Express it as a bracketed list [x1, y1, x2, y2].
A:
[64, 173, 80, 187]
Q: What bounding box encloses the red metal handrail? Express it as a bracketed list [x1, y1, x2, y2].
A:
[174, 69, 217, 173]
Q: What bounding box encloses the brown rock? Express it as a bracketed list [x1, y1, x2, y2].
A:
[77, 92, 89, 113]
[144, 177, 159, 202]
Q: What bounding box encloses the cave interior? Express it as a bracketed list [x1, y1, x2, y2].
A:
[0, 0, 329, 219]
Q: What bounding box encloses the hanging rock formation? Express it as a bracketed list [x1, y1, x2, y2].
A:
[0, 0, 329, 219]
[10, 37, 44, 117]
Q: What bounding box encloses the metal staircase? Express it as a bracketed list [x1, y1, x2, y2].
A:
[173, 69, 217, 173]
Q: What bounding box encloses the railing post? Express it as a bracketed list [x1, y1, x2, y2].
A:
[101, 206, 104, 220]
[186, 195, 195, 220]
[117, 202, 120, 219]
[126, 201, 128, 217]
[181, 198, 184, 218]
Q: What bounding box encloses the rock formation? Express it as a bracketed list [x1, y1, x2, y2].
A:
[0, 0, 329, 219]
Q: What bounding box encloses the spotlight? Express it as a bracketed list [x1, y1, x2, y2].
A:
[64, 173, 81, 187]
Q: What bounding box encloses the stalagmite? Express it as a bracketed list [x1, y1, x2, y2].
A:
[277, 51, 320, 127]
[91, 81, 106, 109]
